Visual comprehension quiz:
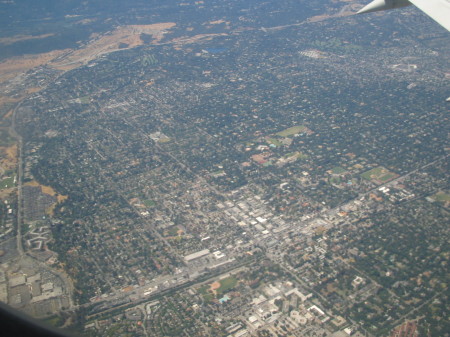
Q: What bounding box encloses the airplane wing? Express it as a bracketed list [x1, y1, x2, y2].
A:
[358, 0, 450, 32]
[409, 0, 450, 32]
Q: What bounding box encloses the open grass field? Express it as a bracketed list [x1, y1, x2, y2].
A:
[198, 284, 215, 302]
[266, 137, 282, 147]
[0, 175, 15, 189]
[216, 276, 238, 294]
[78, 96, 90, 104]
[198, 276, 238, 302]
[332, 166, 346, 174]
[330, 176, 342, 185]
[164, 226, 183, 237]
[433, 192, 450, 202]
[143, 199, 156, 207]
[361, 166, 397, 183]
[288, 152, 307, 160]
[276, 125, 306, 137]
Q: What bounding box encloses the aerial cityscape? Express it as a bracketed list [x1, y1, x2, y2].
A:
[0, 0, 448, 336]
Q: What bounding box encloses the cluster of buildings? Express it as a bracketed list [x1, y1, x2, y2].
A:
[0, 0, 446, 334]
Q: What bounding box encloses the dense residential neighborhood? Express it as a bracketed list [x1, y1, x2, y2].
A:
[0, 0, 448, 336]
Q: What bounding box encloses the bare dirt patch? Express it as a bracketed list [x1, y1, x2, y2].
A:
[57, 195, 68, 203]
[24, 180, 40, 188]
[0, 50, 69, 83]
[0, 144, 18, 172]
[4, 110, 14, 119]
[0, 96, 21, 107]
[50, 23, 176, 70]
[25, 181, 66, 199]
[41, 185, 57, 196]
[4, 145, 17, 162]
[0, 22, 176, 84]
[0, 33, 55, 45]
[210, 281, 221, 295]
[25, 180, 68, 215]
[0, 96, 21, 118]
